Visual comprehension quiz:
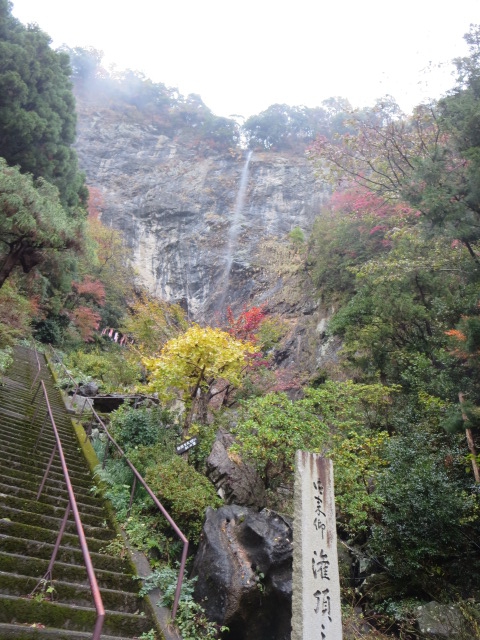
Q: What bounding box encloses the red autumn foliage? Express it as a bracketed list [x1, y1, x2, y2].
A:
[330, 185, 416, 222]
[72, 276, 106, 306]
[69, 306, 101, 342]
[225, 305, 267, 342]
[87, 186, 105, 220]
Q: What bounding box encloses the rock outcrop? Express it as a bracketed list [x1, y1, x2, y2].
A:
[73, 93, 343, 378]
[191, 505, 293, 640]
[206, 430, 266, 508]
[74, 97, 328, 323]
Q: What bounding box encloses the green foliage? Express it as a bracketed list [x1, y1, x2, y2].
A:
[244, 102, 349, 151]
[122, 292, 187, 357]
[0, 158, 84, 289]
[145, 455, 222, 543]
[256, 316, 288, 352]
[233, 391, 328, 489]
[332, 429, 389, 535]
[327, 225, 479, 398]
[368, 432, 478, 579]
[0, 344, 12, 373]
[288, 226, 305, 249]
[109, 405, 176, 451]
[0, 279, 34, 345]
[233, 381, 397, 497]
[137, 630, 158, 640]
[186, 421, 220, 472]
[94, 457, 133, 519]
[0, 2, 85, 206]
[139, 565, 226, 639]
[64, 347, 142, 392]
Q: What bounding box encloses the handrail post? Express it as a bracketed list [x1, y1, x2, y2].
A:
[37, 443, 57, 500]
[127, 475, 137, 518]
[44, 501, 71, 579]
[102, 439, 110, 469]
[33, 410, 49, 453]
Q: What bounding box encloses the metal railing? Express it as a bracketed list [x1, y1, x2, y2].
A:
[29, 352, 105, 639]
[48, 346, 189, 619]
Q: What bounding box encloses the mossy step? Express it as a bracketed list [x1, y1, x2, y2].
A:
[0, 412, 76, 432]
[0, 622, 147, 640]
[0, 478, 105, 510]
[0, 594, 153, 636]
[0, 446, 92, 476]
[0, 534, 130, 573]
[0, 484, 106, 517]
[0, 430, 84, 454]
[0, 419, 82, 444]
[0, 455, 96, 490]
[0, 446, 91, 477]
[0, 494, 108, 527]
[0, 571, 144, 613]
[0, 553, 138, 592]
[0, 506, 116, 540]
[0, 467, 97, 498]
[0, 520, 112, 554]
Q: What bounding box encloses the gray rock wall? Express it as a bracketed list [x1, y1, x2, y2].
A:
[74, 101, 328, 323]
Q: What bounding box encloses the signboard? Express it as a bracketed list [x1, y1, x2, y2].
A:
[175, 437, 198, 455]
[292, 451, 342, 640]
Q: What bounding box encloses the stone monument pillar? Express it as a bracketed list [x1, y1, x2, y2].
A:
[292, 451, 342, 640]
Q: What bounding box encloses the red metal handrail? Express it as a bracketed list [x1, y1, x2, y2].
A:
[32, 378, 105, 640]
[91, 405, 189, 619]
[48, 346, 189, 619]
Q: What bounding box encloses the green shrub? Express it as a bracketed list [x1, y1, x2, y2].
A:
[368, 432, 478, 580]
[64, 347, 142, 392]
[0, 346, 13, 374]
[139, 565, 226, 639]
[110, 405, 177, 452]
[145, 456, 222, 543]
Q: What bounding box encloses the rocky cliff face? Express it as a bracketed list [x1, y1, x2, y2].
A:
[74, 95, 341, 378]
[74, 98, 328, 323]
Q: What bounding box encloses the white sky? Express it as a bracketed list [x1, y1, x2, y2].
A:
[10, 0, 480, 119]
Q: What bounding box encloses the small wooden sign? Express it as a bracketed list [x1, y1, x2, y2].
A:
[292, 451, 342, 640]
[175, 437, 198, 455]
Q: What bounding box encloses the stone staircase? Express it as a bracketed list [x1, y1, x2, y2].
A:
[0, 345, 160, 639]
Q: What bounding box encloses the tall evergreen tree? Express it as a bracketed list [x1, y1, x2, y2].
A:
[0, 0, 86, 207]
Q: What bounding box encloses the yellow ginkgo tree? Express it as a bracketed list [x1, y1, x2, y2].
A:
[142, 324, 258, 428]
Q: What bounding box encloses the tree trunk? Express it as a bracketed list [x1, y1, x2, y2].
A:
[459, 392, 480, 484]
[0, 242, 43, 289]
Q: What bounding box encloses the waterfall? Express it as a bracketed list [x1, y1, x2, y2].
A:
[217, 150, 253, 314]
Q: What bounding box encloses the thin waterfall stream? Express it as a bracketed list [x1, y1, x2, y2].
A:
[217, 150, 253, 314]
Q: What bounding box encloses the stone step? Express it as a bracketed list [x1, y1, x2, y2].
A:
[0, 455, 97, 492]
[0, 520, 113, 554]
[0, 506, 116, 541]
[0, 482, 106, 516]
[0, 553, 138, 592]
[0, 571, 144, 613]
[0, 347, 161, 638]
[0, 622, 142, 640]
[0, 466, 99, 500]
[0, 594, 153, 637]
[0, 475, 105, 509]
[0, 494, 108, 528]
[0, 440, 94, 477]
[0, 535, 129, 574]
[0, 422, 87, 454]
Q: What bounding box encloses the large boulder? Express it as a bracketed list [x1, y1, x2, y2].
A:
[206, 430, 266, 508]
[416, 602, 463, 638]
[191, 505, 292, 640]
